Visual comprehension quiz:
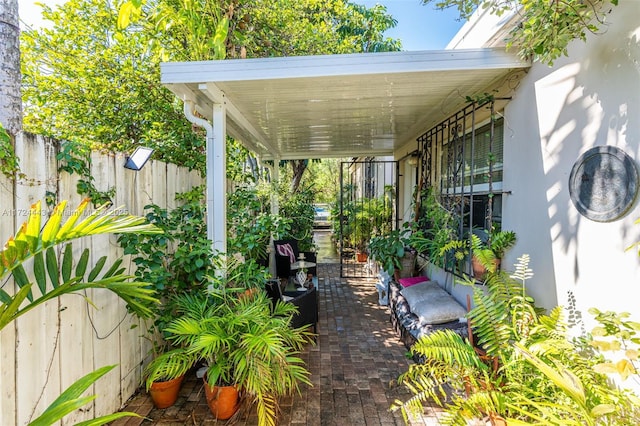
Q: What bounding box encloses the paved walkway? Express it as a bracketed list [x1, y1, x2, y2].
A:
[113, 262, 445, 425]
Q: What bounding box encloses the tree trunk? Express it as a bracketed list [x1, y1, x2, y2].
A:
[0, 0, 22, 135]
[246, 154, 259, 182]
[289, 159, 307, 193]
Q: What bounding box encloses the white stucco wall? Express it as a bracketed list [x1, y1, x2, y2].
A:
[501, 1, 640, 324]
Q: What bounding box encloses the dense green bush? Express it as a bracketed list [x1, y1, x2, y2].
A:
[279, 185, 316, 252]
[228, 186, 290, 263]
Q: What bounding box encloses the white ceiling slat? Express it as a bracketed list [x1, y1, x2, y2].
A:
[161, 49, 530, 160]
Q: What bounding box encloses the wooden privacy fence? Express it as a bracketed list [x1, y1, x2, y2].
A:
[0, 132, 202, 425]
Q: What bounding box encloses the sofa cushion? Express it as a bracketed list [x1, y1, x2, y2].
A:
[412, 293, 467, 325]
[400, 280, 443, 307]
[400, 280, 467, 325]
[398, 275, 429, 288]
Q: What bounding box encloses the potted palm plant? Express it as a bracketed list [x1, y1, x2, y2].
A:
[154, 287, 313, 424]
[440, 229, 517, 280]
[470, 229, 517, 279]
[143, 345, 195, 409]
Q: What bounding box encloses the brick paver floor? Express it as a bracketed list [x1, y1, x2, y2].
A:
[112, 262, 445, 425]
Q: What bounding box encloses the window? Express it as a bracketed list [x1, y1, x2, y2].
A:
[415, 101, 505, 275]
[440, 119, 504, 231]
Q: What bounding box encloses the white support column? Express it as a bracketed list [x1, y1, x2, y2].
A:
[265, 158, 280, 277]
[211, 102, 227, 257]
[270, 157, 280, 216]
[182, 100, 227, 267]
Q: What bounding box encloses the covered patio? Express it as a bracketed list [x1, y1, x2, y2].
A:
[159, 48, 530, 257]
[112, 48, 530, 424]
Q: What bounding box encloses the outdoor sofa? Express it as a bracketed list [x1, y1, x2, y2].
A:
[388, 275, 469, 350]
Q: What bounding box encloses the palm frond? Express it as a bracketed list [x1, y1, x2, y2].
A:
[442, 389, 507, 426]
[1, 200, 161, 278]
[411, 329, 486, 369]
[0, 200, 162, 330]
[28, 365, 140, 426]
[144, 349, 196, 390]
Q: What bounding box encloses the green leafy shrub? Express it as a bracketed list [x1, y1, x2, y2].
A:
[228, 186, 290, 262]
[410, 187, 457, 268]
[279, 185, 316, 252]
[368, 226, 411, 275]
[117, 188, 215, 334]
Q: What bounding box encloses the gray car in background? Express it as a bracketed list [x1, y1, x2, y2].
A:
[313, 204, 331, 228]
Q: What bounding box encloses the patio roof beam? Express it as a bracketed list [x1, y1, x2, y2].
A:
[199, 83, 278, 155]
[161, 49, 530, 176]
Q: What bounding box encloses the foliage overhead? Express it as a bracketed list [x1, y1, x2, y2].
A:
[21, 0, 206, 171]
[422, 0, 619, 65]
[21, 0, 401, 176]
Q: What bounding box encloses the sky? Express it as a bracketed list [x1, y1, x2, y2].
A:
[18, 0, 466, 51]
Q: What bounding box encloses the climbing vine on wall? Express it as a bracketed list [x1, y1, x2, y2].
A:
[0, 124, 21, 180]
[56, 139, 115, 207]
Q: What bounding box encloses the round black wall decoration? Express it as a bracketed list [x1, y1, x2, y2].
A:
[569, 146, 639, 222]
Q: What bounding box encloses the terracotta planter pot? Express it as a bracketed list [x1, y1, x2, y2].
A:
[149, 375, 184, 409]
[356, 252, 368, 262]
[488, 414, 507, 425]
[239, 287, 259, 300]
[471, 256, 500, 281]
[203, 380, 240, 420]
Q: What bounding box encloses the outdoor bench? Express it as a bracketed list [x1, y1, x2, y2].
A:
[388, 277, 468, 351]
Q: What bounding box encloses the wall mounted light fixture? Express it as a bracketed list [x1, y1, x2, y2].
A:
[124, 147, 154, 171]
[407, 151, 420, 167]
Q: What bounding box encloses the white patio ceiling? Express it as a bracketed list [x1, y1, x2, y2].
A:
[160, 48, 530, 161]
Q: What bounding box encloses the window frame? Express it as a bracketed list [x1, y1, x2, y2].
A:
[415, 100, 505, 275]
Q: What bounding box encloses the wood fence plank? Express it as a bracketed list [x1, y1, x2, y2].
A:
[58, 169, 95, 425]
[0, 144, 17, 425]
[14, 133, 61, 425]
[88, 153, 123, 417]
[1, 135, 202, 425]
[114, 155, 146, 404]
[152, 161, 167, 210]
[166, 163, 178, 210]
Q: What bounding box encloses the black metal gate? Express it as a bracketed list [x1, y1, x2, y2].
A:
[339, 160, 399, 278]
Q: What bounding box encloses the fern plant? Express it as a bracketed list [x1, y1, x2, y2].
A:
[392, 254, 640, 425]
[392, 255, 536, 425]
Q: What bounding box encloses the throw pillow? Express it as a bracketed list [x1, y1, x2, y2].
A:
[398, 276, 429, 288]
[411, 293, 467, 325]
[400, 280, 442, 307]
[276, 243, 296, 263]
